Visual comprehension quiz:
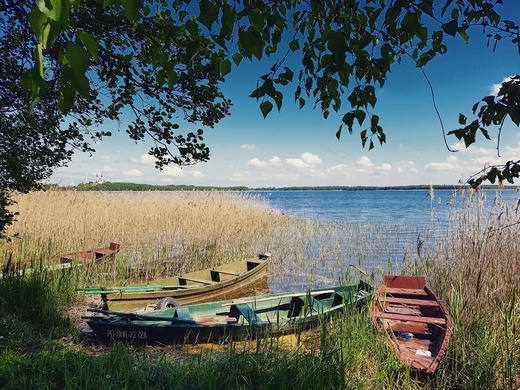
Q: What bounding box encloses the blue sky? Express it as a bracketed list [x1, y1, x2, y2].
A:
[52, 5, 520, 188]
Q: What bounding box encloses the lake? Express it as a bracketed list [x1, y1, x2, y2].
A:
[252, 188, 520, 228]
[249, 189, 520, 291]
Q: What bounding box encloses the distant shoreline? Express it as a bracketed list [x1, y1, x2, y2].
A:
[47, 182, 519, 192]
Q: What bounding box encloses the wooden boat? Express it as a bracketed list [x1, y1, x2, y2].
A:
[370, 276, 451, 376]
[79, 255, 270, 312]
[84, 281, 373, 344]
[10, 242, 121, 271]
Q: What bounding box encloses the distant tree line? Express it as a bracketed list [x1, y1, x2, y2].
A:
[73, 182, 250, 192]
[253, 185, 518, 191]
[45, 183, 518, 192]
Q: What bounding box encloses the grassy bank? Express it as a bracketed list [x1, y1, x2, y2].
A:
[0, 189, 518, 389]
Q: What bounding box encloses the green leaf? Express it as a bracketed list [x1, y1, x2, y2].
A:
[327, 31, 347, 60]
[121, 0, 143, 22]
[65, 42, 90, 75]
[185, 40, 200, 62]
[480, 127, 491, 140]
[36, 0, 63, 22]
[103, 0, 120, 7]
[29, 8, 61, 48]
[336, 124, 343, 140]
[77, 31, 99, 62]
[458, 113, 467, 125]
[289, 39, 300, 52]
[220, 59, 231, 76]
[458, 29, 470, 43]
[354, 109, 366, 126]
[260, 101, 273, 118]
[442, 20, 458, 37]
[198, 0, 220, 30]
[232, 53, 242, 66]
[238, 28, 255, 59]
[220, 3, 235, 37]
[248, 9, 264, 31]
[58, 87, 76, 113]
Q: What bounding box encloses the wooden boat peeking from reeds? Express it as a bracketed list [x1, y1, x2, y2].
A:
[370, 275, 451, 377]
[7, 242, 121, 272]
[84, 281, 373, 345]
[79, 255, 271, 312]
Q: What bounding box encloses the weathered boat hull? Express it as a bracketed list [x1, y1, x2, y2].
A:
[85, 282, 373, 345]
[370, 275, 451, 376]
[83, 257, 270, 312]
[9, 242, 120, 272]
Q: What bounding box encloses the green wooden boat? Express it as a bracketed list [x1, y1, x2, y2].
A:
[79, 255, 270, 312]
[84, 281, 373, 345]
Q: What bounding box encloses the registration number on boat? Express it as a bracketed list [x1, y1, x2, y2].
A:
[107, 330, 147, 339]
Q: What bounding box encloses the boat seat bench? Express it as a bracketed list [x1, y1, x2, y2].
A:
[375, 312, 446, 325]
[383, 288, 429, 297]
[229, 303, 262, 324]
[178, 277, 217, 285]
[376, 297, 440, 307]
[174, 307, 192, 320]
[211, 270, 240, 276]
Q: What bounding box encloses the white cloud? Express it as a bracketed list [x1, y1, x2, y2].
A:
[240, 144, 256, 150]
[284, 153, 322, 169]
[301, 152, 322, 165]
[450, 142, 494, 156]
[378, 163, 392, 171]
[100, 165, 116, 173]
[490, 76, 515, 96]
[192, 171, 204, 178]
[123, 169, 143, 177]
[285, 158, 310, 169]
[424, 162, 456, 171]
[269, 156, 283, 165]
[356, 156, 375, 168]
[163, 166, 184, 177]
[326, 164, 349, 173]
[131, 154, 157, 166]
[247, 157, 267, 168]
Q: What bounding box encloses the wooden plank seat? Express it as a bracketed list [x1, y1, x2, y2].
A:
[376, 297, 440, 307]
[212, 269, 241, 276]
[383, 287, 429, 297]
[178, 277, 217, 285]
[375, 312, 446, 325]
[229, 303, 262, 324]
[221, 290, 335, 306]
[174, 307, 192, 320]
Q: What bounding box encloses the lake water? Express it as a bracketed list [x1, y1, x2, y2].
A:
[249, 189, 520, 291]
[252, 189, 520, 228]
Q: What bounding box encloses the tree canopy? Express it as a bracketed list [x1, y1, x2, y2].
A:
[1, 0, 519, 237]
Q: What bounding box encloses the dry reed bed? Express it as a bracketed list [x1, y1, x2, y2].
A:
[2, 190, 283, 274]
[423, 189, 520, 320]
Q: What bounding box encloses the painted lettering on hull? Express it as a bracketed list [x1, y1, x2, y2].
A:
[107, 330, 147, 340]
